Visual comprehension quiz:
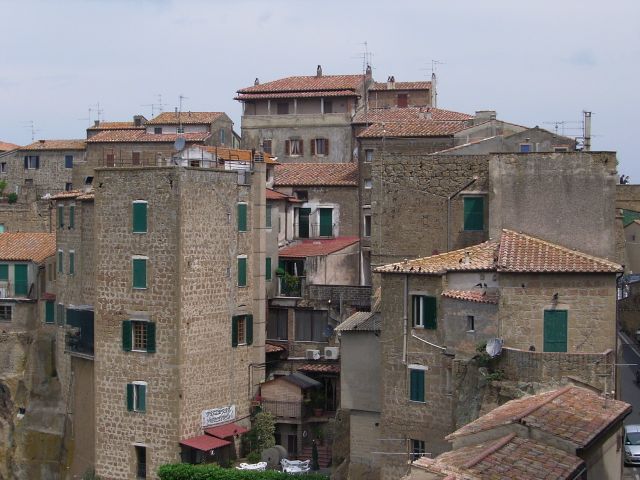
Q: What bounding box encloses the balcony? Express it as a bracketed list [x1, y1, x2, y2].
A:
[262, 400, 310, 420]
[65, 309, 94, 357]
[0, 281, 34, 299]
[278, 275, 305, 298]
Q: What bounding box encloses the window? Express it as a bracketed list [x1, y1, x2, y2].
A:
[237, 256, 247, 287]
[69, 205, 75, 229]
[232, 314, 253, 347]
[69, 251, 75, 275]
[277, 102, 289, 115]
[0, 162, 6, 173]
[467, 315, 475, 332]
[24, 155, 39, 169]
[219, 128, 226, 145]
[324, 101, 333, 114]
[65, 155, 73, 168]
[285, 139, 303, 156]
[65, 182, 73, 191]
[132, 152, 141, 166]
[154, 127, 162, 134]
[410, 440, 426, 461]
[122, 320, 156, 353]
[0, 224, 4, 233]
[412, 295, 437, 329]
[364, 179, 373, 189]
[397, 93, 408, 108]
[295, 310, 328, 342]
[519, 143, 532, 153]
[57, 303, 65, 326]
[58, 250, 63, 274]
[554, 146, 569, 152]
[266, 205, 272, 229]
[126, 382, 147, 412]
[266, 257, 272, 281]
[135, 445, 147, 479]
[132, 201, 148, 233]
[365, 149, 373, 163]
[409, 368, 425, 402]
[45, 301, 54, 324]
[0, 305, 11, 321]
[237, 203, 248, 232]
[294, 190, 308, 202]
[463, 197, 484, 231]
[132, 257, 147, 289]
[262, 139, 272, 154]
[0, 264, 7, 281]
[267, 308, 288, 340]
[311, 138, 329, 156]
[319, 208, 333, 237]
[57, 205, 64, 229]
[24, 179, 33, 186]
[84, 176, 94, 186]
[364, 214, 372, 237]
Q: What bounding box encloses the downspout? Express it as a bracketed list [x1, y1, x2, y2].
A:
[447, 176, 479, 251]
[403, 274, 408, 365]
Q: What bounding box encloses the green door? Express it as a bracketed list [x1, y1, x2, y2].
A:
[298, 208, 311, 238]
[319, 208, 333, 237]
[543, 310, 567, 352]
[14, 264, 28, 296]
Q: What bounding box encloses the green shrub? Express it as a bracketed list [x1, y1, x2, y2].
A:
[246, 450, 261, 463]
[252, 412, 276, 451]
[7, 193, 17, 204]
[157, 463, 329, 480]
[0, 180, 7, 196]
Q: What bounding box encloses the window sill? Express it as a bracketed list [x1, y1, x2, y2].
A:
[132, 231, 148, 235]
[131, 349, 150, 353]
[408, 400, 427, 405]
[466, 330, 475, 333]
[133, 287, 148, 291]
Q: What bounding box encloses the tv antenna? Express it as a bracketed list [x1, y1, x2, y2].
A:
[352, 41, 374, 75]
[22, 121, 39, 142]
[142, 94, 168, 118]
[542, 120, 581, 137]
[177, 94, 188, 133]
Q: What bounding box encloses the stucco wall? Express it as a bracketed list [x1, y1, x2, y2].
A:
[340, 331, 380, 412]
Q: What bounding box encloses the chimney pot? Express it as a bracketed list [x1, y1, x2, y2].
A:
[254, 77, 260, 86]
[317, 65, 322, 77]
[39, 139, 45, 143]
[94, 120, 99, 127]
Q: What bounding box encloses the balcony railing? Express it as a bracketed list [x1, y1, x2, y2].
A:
[262, 400, 310, 420]
[278, 276, 304, 298]
[0, 281, 33, 299]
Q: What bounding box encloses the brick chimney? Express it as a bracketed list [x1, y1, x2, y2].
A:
[317, 65, 323, 77]
[387, 76, 396, 90]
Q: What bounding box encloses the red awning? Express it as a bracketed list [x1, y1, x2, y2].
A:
[180, 434, 231, 452]
[205, 422, 249, 439]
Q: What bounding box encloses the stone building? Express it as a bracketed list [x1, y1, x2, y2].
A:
[367, 78, 433, 109]
[373, 229, 622, 479]
[144, 111, 235, 147]
[86, 116, 147, 139]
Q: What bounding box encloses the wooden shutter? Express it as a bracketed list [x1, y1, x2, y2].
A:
[299, 140, 304, 155]
[69, 206, 75, 229]
[310, 139, 316, 155]
[14, 264, 28, 296]
[238, 257, 247, 287]
[464, 197, 484, 231]
[58, 205, 64, 228]
[410, 369, 425, 402]
[132, 202, 147, 233]
[69, 252, 75, 275]
[265, 205, 272, 229]
[122, 320, 132, 351]
[58, 251, 63, 273]
[146, 322, 156, 353]
[265, 257, 272, 281]
[246, 314, 253, 345]
[24, 156, 28, 169]
[319, 208, 333, 237]
[35, 156, 40, 169]
[424, 297, 437, 329]
[133, 259, 147, 289]
[324, 138, 330, 155]
[231, 315, 239, 347]
[138, 385, 146, 412]
[0, 264, 7, 281]
[543, 310, 568, 352]
[45, 301, 54, 324]
[126, 384, 134, 411]
[285, 140, 290, 156]
[237, 203, 247, 232]
[412, 296, 419, 327]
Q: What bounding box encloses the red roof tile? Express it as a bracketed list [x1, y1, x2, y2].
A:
[21, 139, 86, 151]
[87, 121, 144, 131]
[266, 189, 293, 201]
[49, 190, 86, 200]
[0, 233, 56, 263]
[279, 237, 360, 258]
[86, 130, 210, 143]
[235, 90, 358, 101]
[357, 120, 469, 138]
[447, 385, 631, 448]
[265, 342, 286, 353]
[179, 434, 231, 452]
[441, 289, 499, 305]
[353, 107, 473, 124]
[204, 422, 249, 439]
[376, 230, 622, 275]
[369, 81, 432, 91]
[274, 163, 358, 186]
[238, 75, 363, 94]
[298, 363, 340, 374]
[0, 141, 20, 151]
[146, 111, 224, 125]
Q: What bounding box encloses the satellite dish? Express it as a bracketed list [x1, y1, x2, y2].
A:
[323, 324, 335, 338]
[486, 338, 503, 358]
[174, 136, 186, 151]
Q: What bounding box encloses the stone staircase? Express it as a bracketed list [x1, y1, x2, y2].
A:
[299, 443, 332, 468]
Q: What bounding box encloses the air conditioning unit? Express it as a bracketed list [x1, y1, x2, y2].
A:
[324, 347, 340, 360]
[305, 349, 321, 360]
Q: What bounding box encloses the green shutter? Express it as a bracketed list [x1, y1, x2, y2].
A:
[463, 197, 484, 231]
[238, 257, 247, 287]
[543, 310, 568, 352]
[246, 314, 253, 345]
[298, 208, 311, 238]
[122, 320, 132, 351]
[58, 205, 64, 229]
[58, 251, 63, 273]
[410, 369, 425, 402]
[69, 252, 75, 275]
[133, 258, 147, 289]
[126, 384, 134, 411]
[14, 264, 28, 296]
[138, 385, 146, 412]
[147, 322, 156, 353]
[424, 297, 437, 329]
[238, 203, 247, 232]
[0, 265, 7, 281]
[412, 296, 418, 327]
[231, 316, 238, 347]
[132, 202, 148, 233]
[319, 208, 333, 236]
[69, 205, 75, 229]
[266, 205, 272, 228]
[45, 301, 54, 324]
[266, 257, 272, 281]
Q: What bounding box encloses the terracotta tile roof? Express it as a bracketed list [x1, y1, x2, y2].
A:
[146, 111, 224, 125]
[0, 232, 56, 263]
[21, 139, 86, 151]
[279, 237, 359, 258]
[49, 189, 86, 200]
[353, 107, 473, 124]
[0, 141, 20, 151]
[441, 289, 499, 305]
[376, 230, 623, 275]
[274, 163, 358, 186]
[447, 386, 631, 448]
[179, 434, 231, 452]
[204, 422, 249, 439]
[335, 311, 380, 332]
[298, 363, 341, 374]
[238, 75, 363, 94]
[190, 145, 278, 164]
[266, 189, 294, 201]
[357, 120, 469, 138]
[424, 433, 585, 480]
[369, 81, 432, 91]
[76, 192, 95, 201]
[265, 342, 286, 354]
[86, 130, 210, 143]
[235, 90, 358, 101]
[86, 121, 143, 131]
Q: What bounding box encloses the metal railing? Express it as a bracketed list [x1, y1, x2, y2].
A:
[293, 221, 336, 239]
[262, 400, 310, 419]
[278, 276, 304, 298]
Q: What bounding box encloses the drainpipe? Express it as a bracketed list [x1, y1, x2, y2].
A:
[403, 274, 408, 365]
[447, 176, 479, 251]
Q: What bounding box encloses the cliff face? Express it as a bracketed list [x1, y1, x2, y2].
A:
[0, 330, 68, 480]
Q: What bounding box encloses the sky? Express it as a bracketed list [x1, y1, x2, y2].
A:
[1, 0, 639, 177]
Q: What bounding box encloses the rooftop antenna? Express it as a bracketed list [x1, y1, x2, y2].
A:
[142, 94, 168, 118]
[352, 41, 374, 115]
[178, 94, 188, 133]
[22, 121, 39, 142]
[429, 60, 445, 108]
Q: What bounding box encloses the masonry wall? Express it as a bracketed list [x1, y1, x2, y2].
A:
[340, 332, 380, 412]
[368, 88, 431, 109]
[440, 297, 498, 355]
[305, 244, 359, 286]
[347, 410, 381, 480]
[0, 200, 50, 233]
[498, 273, 617, 353]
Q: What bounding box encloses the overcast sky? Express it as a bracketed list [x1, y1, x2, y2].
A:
[1, 0, 638, 177]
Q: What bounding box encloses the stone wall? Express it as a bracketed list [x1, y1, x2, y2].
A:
[307, 284, 372, 310]
[0, 200, 51, 233]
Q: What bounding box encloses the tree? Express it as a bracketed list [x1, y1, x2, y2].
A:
[253, 412, 276, 452]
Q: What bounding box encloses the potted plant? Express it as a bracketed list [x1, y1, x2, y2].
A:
[275, 267, 285, 278]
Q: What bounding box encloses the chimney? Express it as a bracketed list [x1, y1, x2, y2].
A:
[431, 72, 437, 108]
[474, 110, 497, 125]
[254, 77, 260, 86]
[387, 75, 396, 90]
[317, 65, 323, 77]
[133, 115, 146, 127]
[39, 139, 45, 144]
[94, 120, 100, 127]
